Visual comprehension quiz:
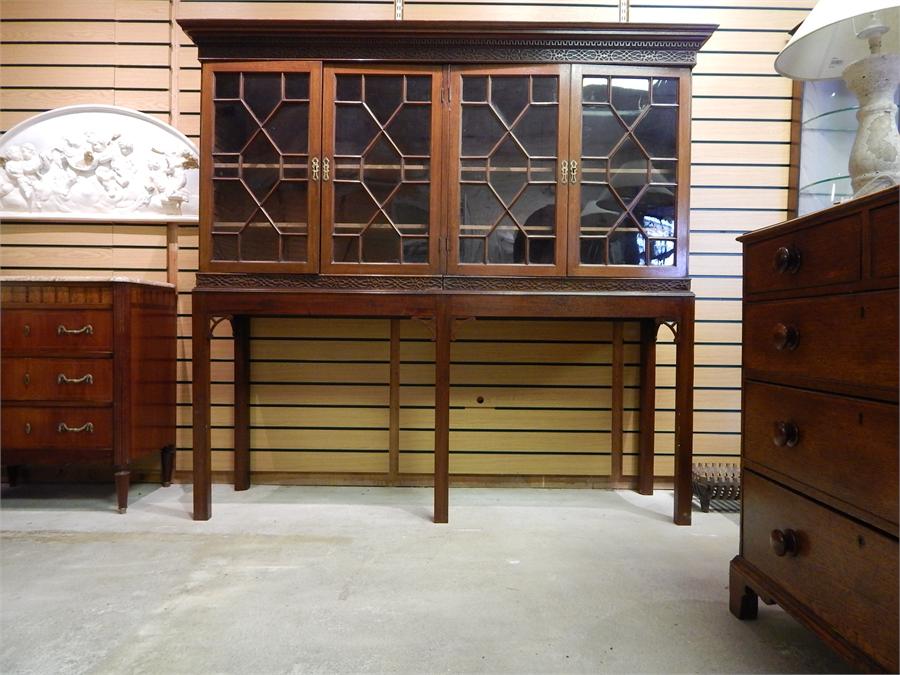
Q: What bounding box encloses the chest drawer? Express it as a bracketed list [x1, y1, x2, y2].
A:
[743, 381, 898, 526]
[1, 358, 114, 402]
[1, 406, 113, 450]
[744, 211, 860, 295]
[1, 309, 113, 352]
[742, 471, 899, 671]
[743, 290, 898, 393]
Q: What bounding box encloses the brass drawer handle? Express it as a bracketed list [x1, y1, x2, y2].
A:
[23, 373, 30, 386]
[58, 373, 94, 385]
[23, 324, 31, 337]
[24, 422, 31, 435]
[772, 420, 800, 448]
[57, 324, 94, 336]
[770, 528, 800, 557]
[772, 323, 800, 351]
[774, 245, 801, 274]
[58, 422, 94, 434]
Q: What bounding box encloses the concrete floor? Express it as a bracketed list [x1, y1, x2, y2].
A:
[1, 483, 853, 674]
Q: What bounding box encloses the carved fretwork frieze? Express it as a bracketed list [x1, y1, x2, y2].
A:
[196, 274, 443, 291]
[201, 40, 699, 66]
[442, 277, 692, 293]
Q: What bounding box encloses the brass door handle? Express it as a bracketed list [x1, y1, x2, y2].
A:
[58, 422, 94, 433]
[58, 373, 94, 385]
[57, 324, 93, 336]
[322, 157, 330, 182]
[569, 159, 578, 183]
[560, 160, 569, 184]
[311, 157, 320, 182]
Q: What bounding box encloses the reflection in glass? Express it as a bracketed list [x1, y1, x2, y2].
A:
[609, 137, 648, 204]
[487, 221, 523, 264]
[215, 102, 256, 153]
[491, 77, 529, 126]
[386, 184, 429, 232]
[362, 222, 401, 263]
[652, 78, 677, 105]
[581, 238, 606, 265]
[462, 106, 506, 156]
[579, 184, 622, 234]
[332, 236, 359, 263]
[263, 182, 308, 227]
[650, 239, 675, 266]
[335, 104, 380, 155]
[213, 180, 256, 227]
[512, 184, 556, 235]
[608, 227, 646, 265]
[459, 238, 485, 263]
[366, 76, 404, 125]
[650, 160, 677, 184]
[582, 106, 626, 157]
[582, 77, 608, 103]
[611, 78, 650, 126]
[532, 77, 558, 103]
[516, 106, 557, 157]
[243, 73, 282, 121]
[266, 103, 309, 154]
[386, 106, 431, 156]
[632, 186, 675, 238]
[634, 106, 678, 157]
[403, 238, 429, 263]
[334, 182, 378, 231]
[240, 221, 279, 261]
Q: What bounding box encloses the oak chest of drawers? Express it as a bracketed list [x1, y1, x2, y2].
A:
[1, 278, 177, 512]
[730, 188, 899, 672]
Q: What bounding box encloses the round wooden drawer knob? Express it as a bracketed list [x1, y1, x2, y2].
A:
[770, 528, 800, 557]
[772, 323, 800, 351]
[774, 245, 802, 274]
[772, 421, 800, 448]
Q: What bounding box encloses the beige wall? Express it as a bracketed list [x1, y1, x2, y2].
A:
[0, 0, 813, 483]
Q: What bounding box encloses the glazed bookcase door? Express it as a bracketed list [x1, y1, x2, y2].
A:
[202, 61, 322, 273]
[321, 66, 444, 275]
[448, 66, 570, 276]
[567, 66, 690, 277]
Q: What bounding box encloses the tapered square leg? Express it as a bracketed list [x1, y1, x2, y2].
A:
[673, 300, 695, 525]
[115, 468, 130, 514]
[192, 295, 212, 521]
[433, 303, 451, 524]
[161, 444, 176, 487]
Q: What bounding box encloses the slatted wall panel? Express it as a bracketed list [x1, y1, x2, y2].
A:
[2, 1, 811, 485]
[0, 0, 173, 134]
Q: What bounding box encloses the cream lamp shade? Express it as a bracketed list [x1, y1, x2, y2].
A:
[775, 0, 900, 195]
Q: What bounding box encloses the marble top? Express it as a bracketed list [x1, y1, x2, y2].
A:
[0, 275, 175, 288]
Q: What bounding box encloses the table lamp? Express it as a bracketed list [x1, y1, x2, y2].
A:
[775, 1, 900, 197]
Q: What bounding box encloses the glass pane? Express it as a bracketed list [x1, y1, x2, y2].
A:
[242, 167, 279, 201]
[283, 235, 308, 262]
[652, 78, 678, 105]
[528, 238, 554, 264]
[404, 160, 430, 182]
[489, 136, 528, 203]
[461, 159, 487, 182]
[240, 221, 279, 261]
[490, 76, 529, 126]
[461, 184, 503, 227]
[263, 182, 308, 227]
[609, 137, 648, 205]
[582, 106, 626, 158]
[215, 72, 239, 99]
[580, 158, 606, 182]
[243, 73, 282, 121]
[335, 158, 361, 181]
[365, 76, 404, 125]
[215, 102, 256, 153]
[334, 182, 378, 230]
[487, 221, 523, 264]
[213, 180, 255, 228]
[459, 238, 485, 264]
[581, 238, 606, 265]
[363, 136, 402, 204]
[266, 103, 309, 155]
[531, 76, 557, 103]
[213, 233, 239, 260]
[632, 185, 676, 238]
[608, 227, 646, 265]
[385, 106, 431, 156]
[386, 183, 429, 233]
[335, 104, 379, 155]
[362, 223, 401, 263]
[406, 76, 431, 102]
[511, 184, 555, 236]
[635, 107, 678, 158]
[582, 77, 608, 103]
[337, 75, 362, 102]
[651, 160, 677, 184]
[611, 78, 650, 126]
[462, 106, 506, 157]
[529, 159, 556, 183]
[515, 106, 557, 157]
[650, 239, 675, 266]
[463, 77, 488, 103]
[284, 73, 309, 100]
[242, 133, 279, 165]
[579, 184, 622, 235]
[333, 236, 359, 263]
[402, 238, 428, 263]
[283, 162, 308, 180]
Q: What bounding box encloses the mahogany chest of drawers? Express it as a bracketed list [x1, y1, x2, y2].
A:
[1, 279, 177, 512]
[730, 188, 899, 672]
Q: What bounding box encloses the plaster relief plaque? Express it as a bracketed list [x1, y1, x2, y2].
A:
[0, 105, 199, 222]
